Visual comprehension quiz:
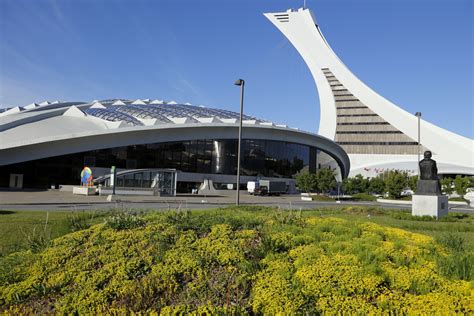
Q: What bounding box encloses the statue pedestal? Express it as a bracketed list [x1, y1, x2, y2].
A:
[412, 195, 448, 219]
[416, 180, 441, 195]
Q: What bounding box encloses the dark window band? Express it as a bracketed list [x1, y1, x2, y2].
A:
[336, 131, 403, 134]
[337, 122, 390, 125]
[337, 106, 367, 109]
[338, 141, 419, 146]
[337, 114, 378, 117]
[335, 99, 360, 102]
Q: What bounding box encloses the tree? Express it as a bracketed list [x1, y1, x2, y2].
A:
[468, 177, 474, 189]
[296, 173, 317, 194]
[315, 168, 337, 194]
[368, 176, 385, 195]
[454, 176, 469, 197]
[384, 170, 408, 199]
[440, 177, 454, 195]
[342, 177, 355, 194]
[342, 174, 369, 194]
[408, 176, 418, 191]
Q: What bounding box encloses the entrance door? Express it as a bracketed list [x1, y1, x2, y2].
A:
[9, 174, 24, 189]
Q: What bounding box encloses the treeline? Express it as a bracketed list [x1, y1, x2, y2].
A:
[296, 170, 473, 200]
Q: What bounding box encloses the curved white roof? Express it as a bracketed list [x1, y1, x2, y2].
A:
[0, 98, 351, 177]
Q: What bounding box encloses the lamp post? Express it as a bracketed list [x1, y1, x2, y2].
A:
[234, 79, 245, 206]
[415, 112, 422, 178]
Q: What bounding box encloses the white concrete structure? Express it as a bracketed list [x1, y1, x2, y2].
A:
[265, 8, 474, 177]
[0, 99, 350, 189]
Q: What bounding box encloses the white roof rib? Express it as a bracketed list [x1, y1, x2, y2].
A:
[196, 117, 221, 124]
[243, 120, 257, 125]
[90, 102, 106, 109]
[0, 107, 22, 117]
[220, 118, 237, 124]
[137, 118, 158, 126]
[24, 103, 39, 110]
[150, 99, 164, 104]
[63, 106, 86, 118]
[169, 117, 191, 124]
[39, 101, 50, 106]
[112, 100, 126, 106]
[132, 99, 146, 105]
[167, 101, 177, 105]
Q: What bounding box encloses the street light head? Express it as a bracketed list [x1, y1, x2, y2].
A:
[415, 112, 422, 117]
[234, 79, 245, 86]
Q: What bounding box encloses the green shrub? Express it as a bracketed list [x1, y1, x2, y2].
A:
[351, 193, 377, 201]
[435, 233, 472, 280]
[21, 213, 52, 253]
[311, 195, 335, 202]
[68, 211, 97, 232]
[105, 211, 146, 230]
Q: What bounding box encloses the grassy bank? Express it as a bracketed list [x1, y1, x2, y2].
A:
[0, 210, 107, 256]
[0, 206, 472, 314]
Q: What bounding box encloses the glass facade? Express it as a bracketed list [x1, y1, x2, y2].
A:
[0, 139, 342, 188]
[98, 170, 177, 196]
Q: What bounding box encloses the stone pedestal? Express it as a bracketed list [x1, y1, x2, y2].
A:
[412, 195, 448, 219]
[73, 187, 96, 196]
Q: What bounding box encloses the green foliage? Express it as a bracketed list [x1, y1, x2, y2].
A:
[436, 233, 472, 280]
[440, 177, 454, 195]
[469, 177, 474, 188]
[351, 193, 377, 201]
[314, 168, 336, 194]
[0, 210, 106, 257]
[68, 211, 97, 232]
[368, 176, 385, 195]
[296, 168, 336, 194]
[390, 211, 469, 223]
[105, 211, 146, 230]
[384, 170, 409, 199]
[295, 172, 317, 194]
[0, 252, 37, 286]
[0, 208, 472, 314]
[454, 175, 469, 196]
[408, 175, 418, 191]
[342, 174, 369, 194]
[21, 213, 52, 253]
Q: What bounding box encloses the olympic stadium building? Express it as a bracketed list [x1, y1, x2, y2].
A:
[0, 99, 350, 192]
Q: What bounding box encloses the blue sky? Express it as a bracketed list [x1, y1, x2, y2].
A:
[0, 0, 472, 138]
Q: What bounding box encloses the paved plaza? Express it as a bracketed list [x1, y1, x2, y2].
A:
[0, 189, 471, 213]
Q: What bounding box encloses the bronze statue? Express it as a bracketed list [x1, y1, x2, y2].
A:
[419, 151, 438, 180]
[416, 150, 442, 195]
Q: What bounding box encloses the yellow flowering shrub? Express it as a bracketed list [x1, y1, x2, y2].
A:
[0, 209, 472, 314]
